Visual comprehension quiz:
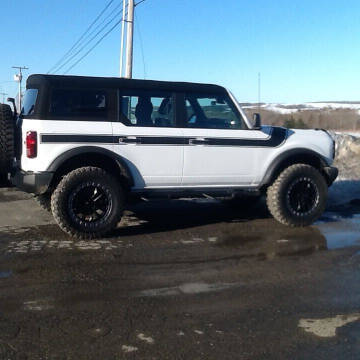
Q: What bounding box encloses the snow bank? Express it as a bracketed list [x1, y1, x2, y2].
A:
[328, 132, 360, 205]
[242, 102, 360, 115]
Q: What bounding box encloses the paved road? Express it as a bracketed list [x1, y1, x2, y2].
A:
[0, 188, 360, 359]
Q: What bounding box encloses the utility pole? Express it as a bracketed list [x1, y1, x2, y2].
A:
[120, 0, 127, 77]
[12, 66, 29, 110]
[258, 72, 261, 113]
[125, 0, 134, 79]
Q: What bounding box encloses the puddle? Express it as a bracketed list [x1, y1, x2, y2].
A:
[0, 271, 12, 279]
[23, 298, 54, 311]
[316, 213, 360, 250]
[214, 211, 360, 258]
[137, 282, 239, 297]
[216, 226, 327, 259]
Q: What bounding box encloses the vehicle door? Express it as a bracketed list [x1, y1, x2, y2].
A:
[112, 89, 183, 189]
[181, 92, 273, 186]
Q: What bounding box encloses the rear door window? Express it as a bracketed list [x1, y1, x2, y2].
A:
[49, 89, 109, 120]
[119, 91, 175, 127]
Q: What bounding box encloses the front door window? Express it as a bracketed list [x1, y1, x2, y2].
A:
[185, 94, 245, 130]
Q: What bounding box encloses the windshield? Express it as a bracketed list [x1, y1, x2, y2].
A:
[227, 90, 251, 129]
[21, 88, 38, 116]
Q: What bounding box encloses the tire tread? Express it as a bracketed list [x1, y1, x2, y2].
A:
[0, 104, 14, 175]
[266, 164, 327, 227]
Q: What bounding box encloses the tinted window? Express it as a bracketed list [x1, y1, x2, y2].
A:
[22, 89, 38, 116]
[185, 94, 245, 129]
[49, 89, 107, 119]
[120, 91, 175, 127]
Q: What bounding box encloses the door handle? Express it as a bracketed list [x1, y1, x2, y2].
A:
[189, 138, 209, 145]
[118, 136, 141, 144]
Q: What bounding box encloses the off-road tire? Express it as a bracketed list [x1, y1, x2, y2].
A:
[0, 104, 14, 176]
[51, 167, 124, 239]
[35, 193, 52, 212]
[267, 164, 327, 227]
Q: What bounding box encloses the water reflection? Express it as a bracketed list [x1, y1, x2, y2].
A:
[0, 270, 12, 279]
[217, 226, 327, 260]
[317, 213, 360, 250]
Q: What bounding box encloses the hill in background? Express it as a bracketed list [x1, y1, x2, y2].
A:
[242, 102, 360, 131]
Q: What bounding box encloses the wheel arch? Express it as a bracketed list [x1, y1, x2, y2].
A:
[47, 146, 134, 191]
[260, 148, 329, 189]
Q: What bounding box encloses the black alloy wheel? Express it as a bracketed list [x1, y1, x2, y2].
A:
[51, 167, 124, 239]
[286, 177, 320, 216]
[68, 182, 112, 226]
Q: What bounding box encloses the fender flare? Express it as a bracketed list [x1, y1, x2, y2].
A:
[260, 148, 329, 187]
[47, 146, 134, 187]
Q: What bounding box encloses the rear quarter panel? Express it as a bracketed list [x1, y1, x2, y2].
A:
[20, 119, 113, 172]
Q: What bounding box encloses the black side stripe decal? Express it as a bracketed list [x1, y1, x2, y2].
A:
[40, 127, 287, 147]
[128, 136, 187, 145]
[41, 134, 114, 144]
[204, 127, 287, 147]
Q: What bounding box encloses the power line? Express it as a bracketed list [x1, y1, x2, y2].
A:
[52, 6, 126, 74]
[47, 0, 117, 74]
[60, 1, 122, 67]
[135, 0, 147, 6]
[48, 0, 116, 73]
[63, 14, 126, 75]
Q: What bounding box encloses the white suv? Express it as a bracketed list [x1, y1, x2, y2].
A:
[0, 74, 338, 238]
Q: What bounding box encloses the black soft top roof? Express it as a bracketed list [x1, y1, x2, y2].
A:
[27, 74, 227, 94]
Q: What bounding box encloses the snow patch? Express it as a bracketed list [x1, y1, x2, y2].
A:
[122, 345, 138, 353]
[194, 330, 204, 335]
[242, 102, 360, 114]
[137, 333, 154, 344]
[299, 314, 360, 337]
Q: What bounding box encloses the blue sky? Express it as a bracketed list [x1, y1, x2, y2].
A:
[1, 0, 359, 103]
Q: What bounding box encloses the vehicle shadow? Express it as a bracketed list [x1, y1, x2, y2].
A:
[0, 174, 11, 188]
[112, 197, 270, 237]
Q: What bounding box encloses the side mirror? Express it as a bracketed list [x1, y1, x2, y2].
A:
[7, 97, 17, 117]
[253, 113, 261, 129]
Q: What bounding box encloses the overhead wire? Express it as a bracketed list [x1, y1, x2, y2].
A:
[52, 6, 127, 74]
[135, 0, 147, 6]
[63, 11, 128, 75]
[49, 0, 148, 76]
[47, 0, 120, 74]
[60, 2, 122, 64]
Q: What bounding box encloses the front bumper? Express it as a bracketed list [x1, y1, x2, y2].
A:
[10, 170, 53, 195]
[323, 166, 338, 186]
